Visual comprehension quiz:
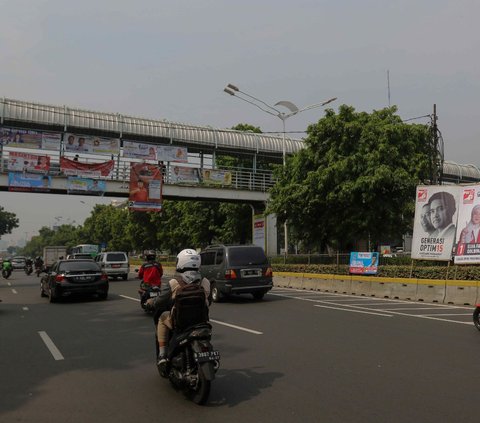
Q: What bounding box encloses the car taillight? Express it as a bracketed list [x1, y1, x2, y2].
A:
[55, 274, 66, 283]
[264, 267, 273, 277]
[224, 269, 237, 280]
[101, 273, 108, 281]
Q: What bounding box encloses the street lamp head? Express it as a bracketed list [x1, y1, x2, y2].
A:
[224, 88, 236, 96]
[321, 97, 337, 106]
[226, 83, 239, 92]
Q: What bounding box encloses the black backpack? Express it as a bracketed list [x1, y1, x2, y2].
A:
[172, 277, 209, 331]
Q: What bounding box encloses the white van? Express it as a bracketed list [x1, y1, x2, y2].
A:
[95, 252, 130, 280]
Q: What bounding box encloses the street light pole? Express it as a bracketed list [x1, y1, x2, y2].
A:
[224, 83, 336, 256]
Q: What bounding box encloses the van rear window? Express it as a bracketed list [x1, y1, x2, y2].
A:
[228, 247, 268, 266]
[106, 253, 127, 261]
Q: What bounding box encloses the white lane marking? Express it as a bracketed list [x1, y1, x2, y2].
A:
[22, 307, 29, 311]
[210, 319, 263, 335]
[7, 282, 12, 286]
[11, 289, 17, 294]
[38, 331, 64, 361]
[421, 313, 473, 316]
[119, 294, 140, 302]
[314, 305, 392, 317]
[119, 294, 263, 334]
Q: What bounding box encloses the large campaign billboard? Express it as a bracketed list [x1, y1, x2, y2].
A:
[411, 185, 460, 261]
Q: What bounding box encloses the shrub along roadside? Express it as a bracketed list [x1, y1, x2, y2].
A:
[272, 264, 480, 281]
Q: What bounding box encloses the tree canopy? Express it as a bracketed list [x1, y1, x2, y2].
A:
[0, 206, 19, 238]
[267, 105, 432, 252]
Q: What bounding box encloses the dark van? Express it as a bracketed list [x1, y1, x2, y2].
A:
[199, 245, 273, 302]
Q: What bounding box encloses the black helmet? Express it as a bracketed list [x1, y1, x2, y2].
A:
[144, 250, 156, 261]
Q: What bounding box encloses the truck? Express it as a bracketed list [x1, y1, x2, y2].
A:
[43, 246, 68, 269]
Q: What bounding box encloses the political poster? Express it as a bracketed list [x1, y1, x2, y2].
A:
[64, 133, 120, 155]
[122, 140, 157, 160]
[170, 165, 200, 184]
[253, 214, 266, 250]
[411, 185, 460, 261]
[0, 127, 61, 150]
[8, 172, 51, 192]
[156, 145, 188, 163]
[454, 185, 480, 264]
[67, 177, 106, 195]
[8, 152, 50, 173]
[201, 169, 232, 186]
[349, 252, 379, 275]
[60, 157, 114, 177]
[128, 162, 162, 212]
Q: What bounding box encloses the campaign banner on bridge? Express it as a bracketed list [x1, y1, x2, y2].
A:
[253, 214, 266, 250]
[8, 172, 51, 192]
[60, 157, 114, 177]
[201, 169, 232, 186]
[64, 133, 120, 155]
[67, 177, 106, 196]
[0, 127, 61, 150]
[122, 140, 157, 160]
[7, 152, 51, 173]
[453, 185, 480, 264]
[349, 252, 379, 275]
[170, 165, 200, 184]
[156, 145, 188, 163]
[411, 185, 460, 261]
[128, 162, 162, 212]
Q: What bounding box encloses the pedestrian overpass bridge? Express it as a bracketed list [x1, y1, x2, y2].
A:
[0, 97, 479, 254]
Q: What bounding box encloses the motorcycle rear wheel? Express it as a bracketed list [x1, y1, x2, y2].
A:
[189, 371, 211, 405]
[473, 307, 480, 331]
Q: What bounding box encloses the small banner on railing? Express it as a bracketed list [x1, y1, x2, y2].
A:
[8, 172, 51, 192]
[0, 127, 61, 150]
[67, 177, 106, 195]
[170, 166, 200, 184]
[156, 145, 188, 163]
[64, 133, 120, 155]
[8, 152, 50, 173]
[122, 140, 157, 160]
[60, 157, 114, 177]
[202, 169, 232, 186]
[349, 252, 379, 275]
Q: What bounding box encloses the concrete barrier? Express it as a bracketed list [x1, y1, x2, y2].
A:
[350, 276, 372, 296]
[301, 274, 320, 291]
[389, 278, 418, 300]
[415, 279, 446, 303]
[369, 278, 394, 298]
[444, 280, 478, 305]
[331, 275, 352, 294]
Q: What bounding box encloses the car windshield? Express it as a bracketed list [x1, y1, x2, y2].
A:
[228, 247, 268, 266]
[106, 253, 127, 261]
[58, 261, 100, 272]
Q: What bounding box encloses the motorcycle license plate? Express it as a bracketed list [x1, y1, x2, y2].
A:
[194, 350, 220, 363]
[149, 291, 160, 298]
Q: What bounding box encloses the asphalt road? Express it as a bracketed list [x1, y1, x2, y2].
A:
[1, 271, 480, 422]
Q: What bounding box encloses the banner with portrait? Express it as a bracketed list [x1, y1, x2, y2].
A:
[170, 165, 200, 184]
[411, 185, 460, 261]
[67, 177, 106, 196]
[7, 152, 51, 173]
[122, 140, 157, 160]
[201, 169, 232, 186]
[64, 133, 120, 155]
[253, 214, 266, 250]
[128, 162, 162, 212]
[8, 172, 51, 192]
[156, 145, 188, 163]
[453, 186, 480, 264]
[60, 157, 114, 178]
[349, 252, 379, 275]
[0, 127, 61, 150]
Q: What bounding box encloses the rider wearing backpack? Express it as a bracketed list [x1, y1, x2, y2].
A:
[156, 249, 211, 367]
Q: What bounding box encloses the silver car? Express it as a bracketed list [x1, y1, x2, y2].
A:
[95, 252, 130, 280]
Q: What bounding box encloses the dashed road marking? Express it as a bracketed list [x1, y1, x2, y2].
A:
[38, 331, 64, 361]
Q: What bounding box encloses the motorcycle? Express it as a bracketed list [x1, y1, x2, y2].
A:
[138, 284, 161, 313]
[158, 321, 220, 405]
[473, 304, 480, 330]
[25, 264, 33, 276]
[2, 268, 12, 279]
[35, 265, 43, 277]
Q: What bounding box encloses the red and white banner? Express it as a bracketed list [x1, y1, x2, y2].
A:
[60, 157, 114, 177]
[128, 162, 162, 212]
[8, 151, 50, 173]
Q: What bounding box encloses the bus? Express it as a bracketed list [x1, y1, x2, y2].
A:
[70, 244, 99, 258]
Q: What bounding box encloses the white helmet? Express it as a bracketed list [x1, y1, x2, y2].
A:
[176, 249, 201, 272]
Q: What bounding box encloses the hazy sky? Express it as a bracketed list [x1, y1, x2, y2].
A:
[1, 0, 479, 245]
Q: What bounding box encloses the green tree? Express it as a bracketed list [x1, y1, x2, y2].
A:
[0, 206, 19, 237]
[268, 105, 432, 252]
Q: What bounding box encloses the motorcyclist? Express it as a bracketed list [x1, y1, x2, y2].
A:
[34, 256, 44, 270]
[25, 257, 33, 268]
[138, 250, 163, 289]
[2, 258, 13, 273]
[155, 249, 211, 368]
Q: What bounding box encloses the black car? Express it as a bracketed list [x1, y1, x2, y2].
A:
[40, 259, 108, 302]
[199, 244, 273, 302]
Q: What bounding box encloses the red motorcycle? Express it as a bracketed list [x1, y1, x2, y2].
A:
[473, 304, 480, 330]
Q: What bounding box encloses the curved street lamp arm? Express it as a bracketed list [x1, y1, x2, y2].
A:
[229, 93, 281, 119]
